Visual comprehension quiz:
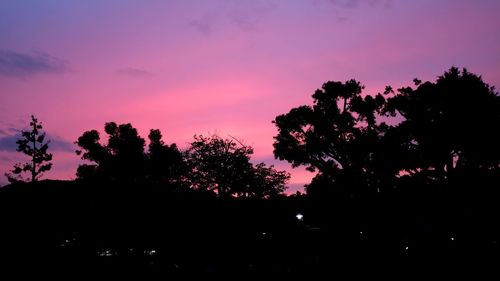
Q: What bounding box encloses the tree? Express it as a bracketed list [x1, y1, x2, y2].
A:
[76, 122, 146, 183]
[75, 122, 187, 186]
[5, 115, 53, 183]
[384, 67, 500, 181]
[247, 162, 290, 198]
[147, 129, 185, 185]
[273, 80, 387, 194]
[185, 134, 290, 198]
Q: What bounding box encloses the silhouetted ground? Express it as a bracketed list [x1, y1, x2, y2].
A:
[0, 180, 499, 274]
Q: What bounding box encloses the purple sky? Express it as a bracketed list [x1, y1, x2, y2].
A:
[1, 0, 499, 191]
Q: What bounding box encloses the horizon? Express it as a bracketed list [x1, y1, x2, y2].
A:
[1, 0, 499, 191]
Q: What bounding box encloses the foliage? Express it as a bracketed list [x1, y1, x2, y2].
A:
[273, 80, 387, 194]
[147, 129, 185, 185]
[5, 115, 52, 183]
[76, 122, 184, 185]
[185, 134, 289, 198]
[384, 67, 500, 181]
[275, 67, 500, 196]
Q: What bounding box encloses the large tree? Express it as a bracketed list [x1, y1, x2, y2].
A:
[384, 67, 500, 181]
[5, 115, 53, 183]
[76, 122, 186, 186]
[185, 134, 290, 198]
[273, 80, 387, 194]
[76, 122, 146, 183]
[147, 129, 185, 185]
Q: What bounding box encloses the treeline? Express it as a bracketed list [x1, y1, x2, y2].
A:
[1, 67, 500, 272]
[274, 67, 500, 199]
[6, 123, 290, 198]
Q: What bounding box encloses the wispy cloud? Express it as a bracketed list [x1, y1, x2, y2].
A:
[188, 0, 276, 34]
[0, 134, 75, 152]
[0, 155, 12, 162]
[226, 0, 276, 31]
[0, 49, 69, 77]
[189, 18, 214, 35]
[324, 0, 391, 8]
[117, 67, 152, 77]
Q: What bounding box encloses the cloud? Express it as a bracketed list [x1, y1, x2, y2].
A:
[0, 134, 74, 152]
[0, 135, 17, 151]
[0, 49, 69, 77]
[189, 19, 214, 35]
[117, 67, 152, 77]
[325, 0, 389, 8]
[227, 0, 276, 31]
[0, 155, 12, 162]
[188, 1, 275, 34]
[50, 136, 76, 153]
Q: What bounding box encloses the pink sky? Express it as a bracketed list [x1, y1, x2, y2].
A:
[1, 0, 499, 191]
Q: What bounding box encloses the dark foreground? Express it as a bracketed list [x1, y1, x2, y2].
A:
[0, 180, 499, 274]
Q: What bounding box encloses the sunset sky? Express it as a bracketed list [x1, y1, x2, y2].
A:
[1, 0, 499, 191]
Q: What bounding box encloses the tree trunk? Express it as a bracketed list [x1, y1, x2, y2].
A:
[32, 134, 36, 183]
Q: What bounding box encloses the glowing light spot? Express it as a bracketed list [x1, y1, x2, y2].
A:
[98, 249, 114, 257]
[296, 213, 304, 221]
[144, 249, 157, 256]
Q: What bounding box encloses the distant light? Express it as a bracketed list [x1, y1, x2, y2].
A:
[144, 249, 157, 256]
[405, 246, 409, 251]
[296, 213, 304, 221]
[98, 249, 114, 257]
[359, 231, 363, 235]
[451, 237, 455, 241]
[262, 232, 267, 236]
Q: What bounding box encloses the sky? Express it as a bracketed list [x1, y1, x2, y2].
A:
[1, 0, 499, 191]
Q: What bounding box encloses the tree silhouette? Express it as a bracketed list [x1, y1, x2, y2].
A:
[247, 162, 290, 198]
[76, 122, 146, 183]
[75, 122, 188, 186]
[185, 134, 290, 198]
[147, 129, 185, 185]
[5, 115, 53, 183]
[273, 80, 387, 195]
[384, 67, 500, 181]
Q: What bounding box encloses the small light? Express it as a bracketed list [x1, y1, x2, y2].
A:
[262, 232, 267, 236]
[451, 237, 455, 241]
[296, 213, 304, 221]
[144, 249, 157, 256]
[405, 246, 409, 251]
[359, 231, 363, 235]
[98, 249, 114, 257]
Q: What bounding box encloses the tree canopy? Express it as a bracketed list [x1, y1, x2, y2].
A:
[75, 124, 289, 198]
[273, 67, 500, 196]
[5, 115, 53, 183]
[384, 67, 500, 181]
[185, 134, 290, 198]
[75, 122, 184, 186]
[273, 80, 387, 194]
